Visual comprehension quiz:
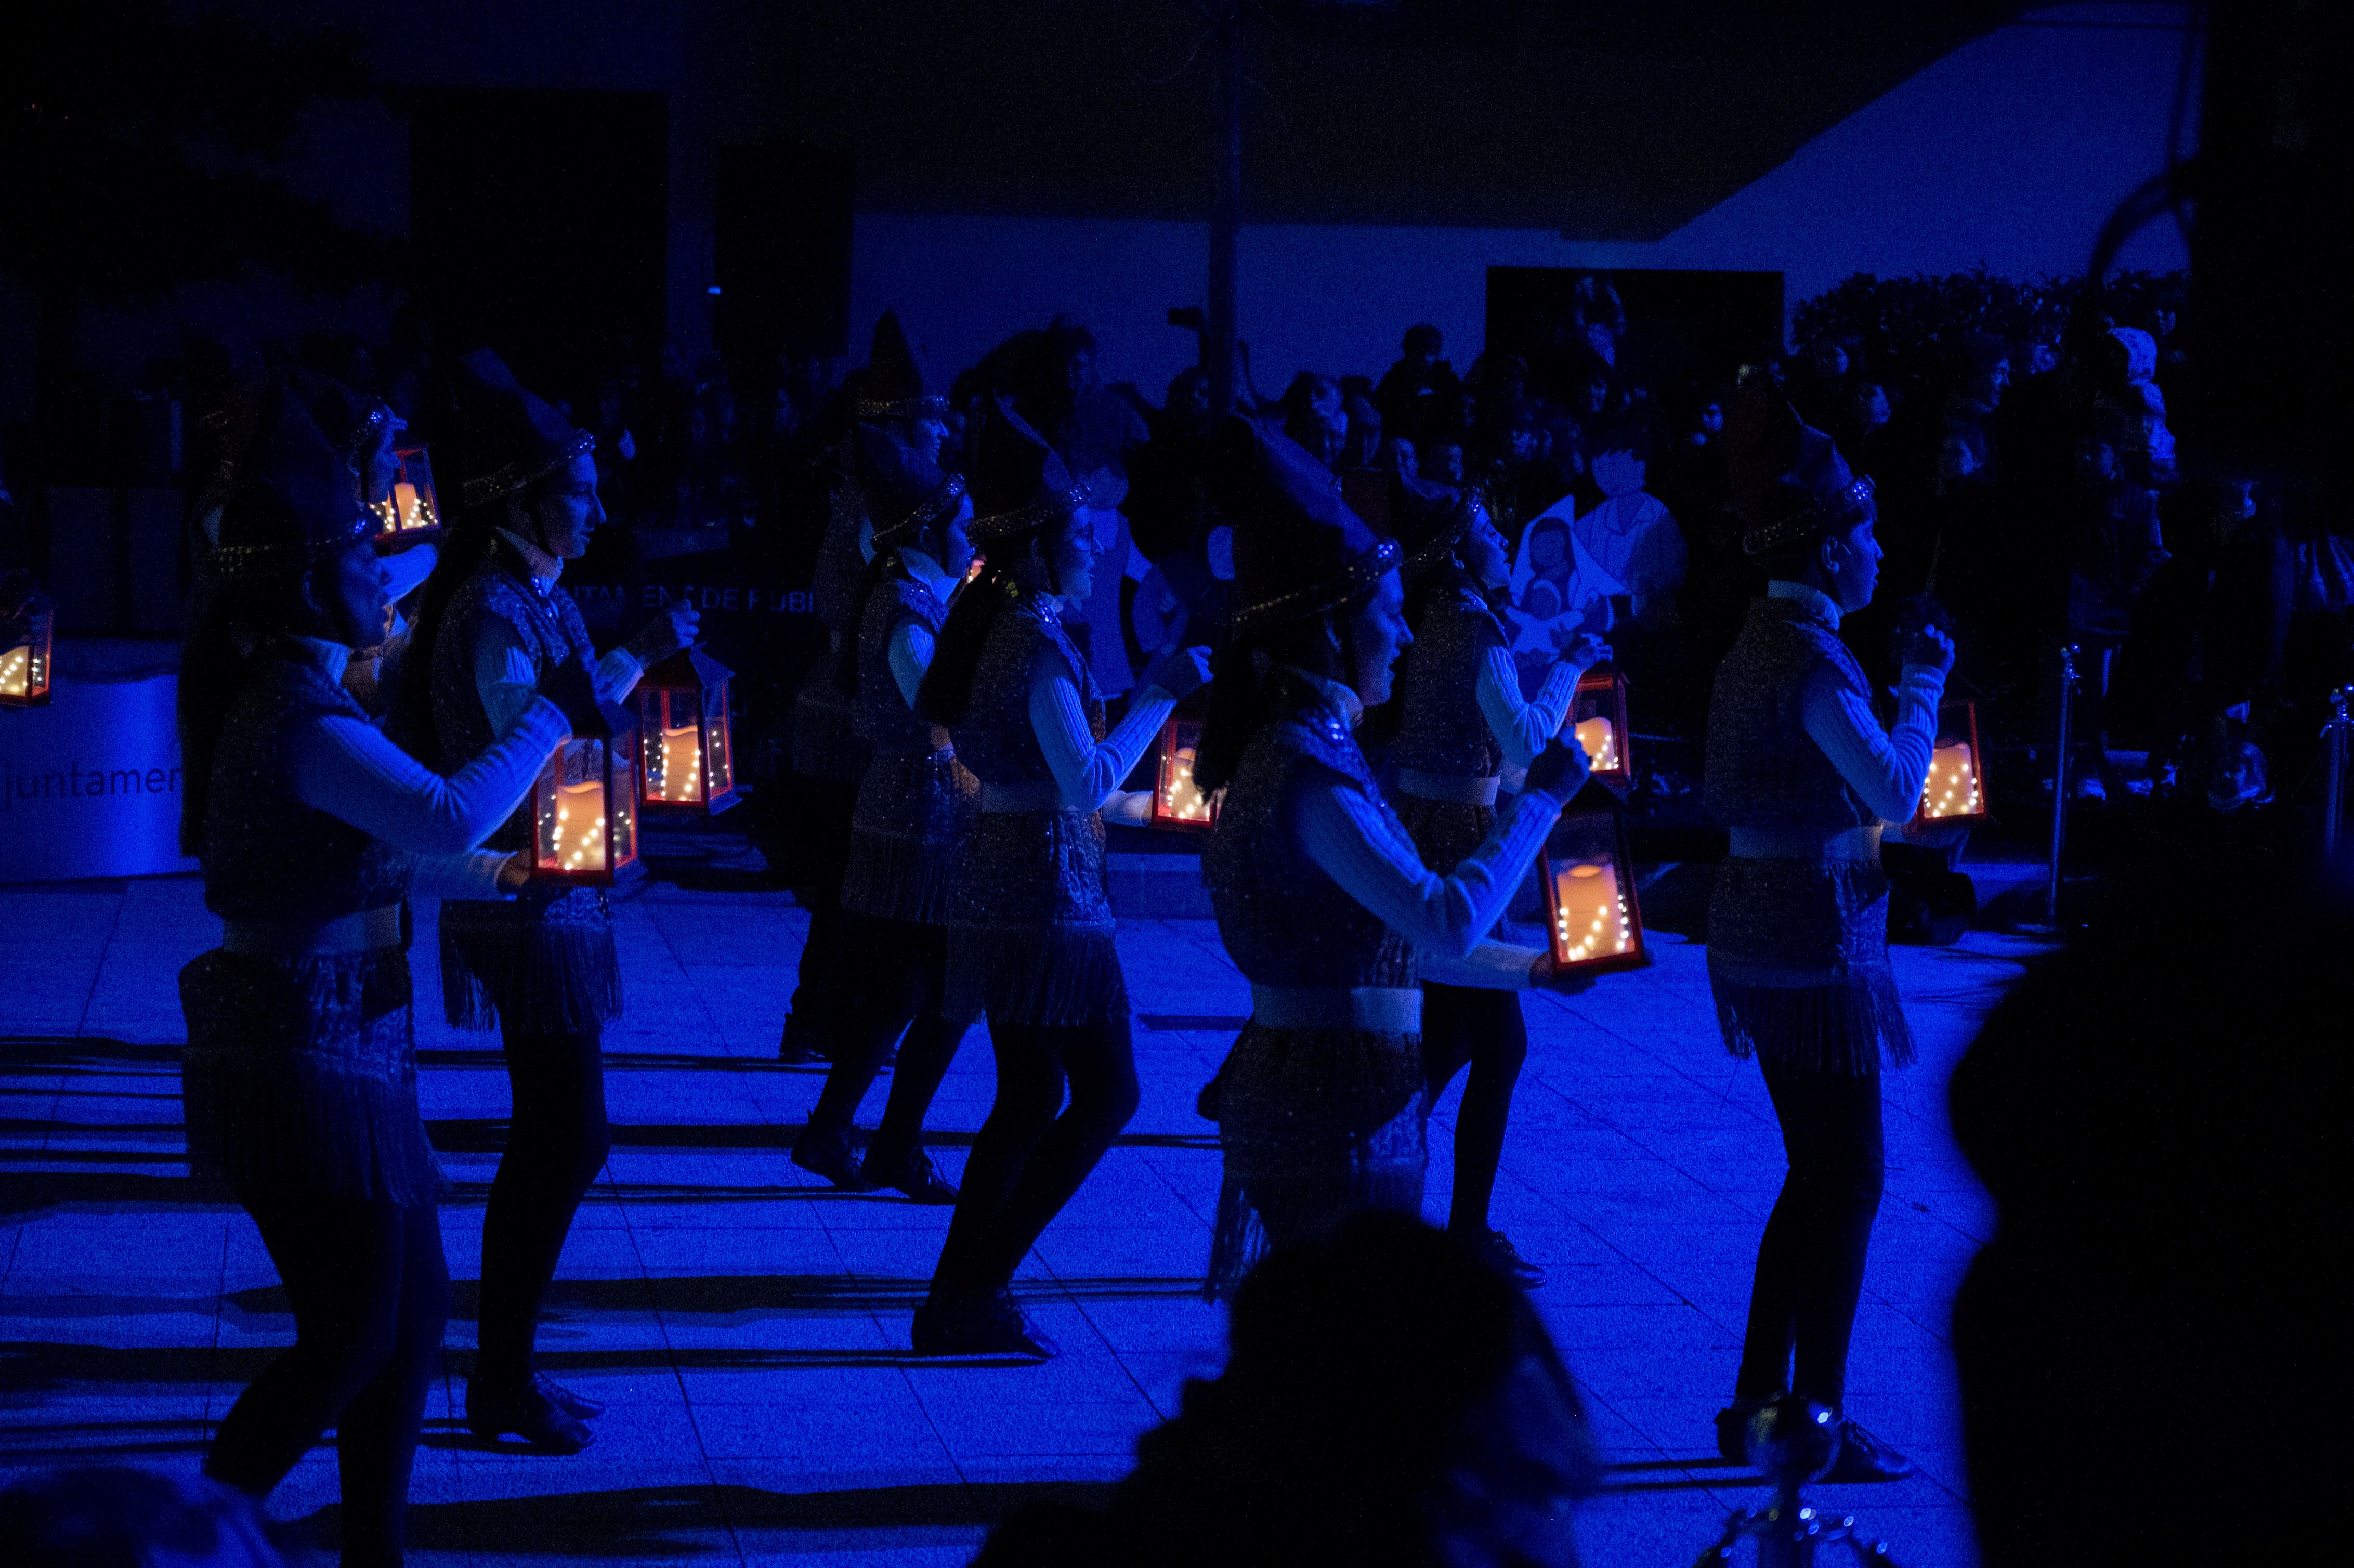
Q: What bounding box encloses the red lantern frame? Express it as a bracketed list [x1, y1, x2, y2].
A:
[1912, 700, 1991, 827]
[1539, 800, 1650, 978]
[1570, 667, 1632, 783]
[636, 647, 739, 816]
[368, 446, 443, 550]
[528, 694, 641, 885]
[1, 584, 55, 708]
[1150, 715, 1220, 833]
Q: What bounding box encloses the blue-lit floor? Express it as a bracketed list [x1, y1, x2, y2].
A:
[0, 866, 2040, 1565]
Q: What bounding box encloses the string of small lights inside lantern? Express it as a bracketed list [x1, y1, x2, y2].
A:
[1919, 744, 1980, 819]
[1552, 861, 1634, 963]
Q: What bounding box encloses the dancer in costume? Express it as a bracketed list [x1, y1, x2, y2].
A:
[1705, 393, 1953, 1482]
[791, 417, 977, 1200]
[395, 351, 697, 1453]
[778, 315, 946, 1064]
[910, 399, 1210, 1356]
[1380, 472, 1610, 1286]
[178, 383, 587, 1565]
[1193, 419, 1594, 1299]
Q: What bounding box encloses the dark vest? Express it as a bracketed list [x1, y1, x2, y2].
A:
[953, 589, 1100, 788]
[853, 569, 951, 753]
[428, 548, 595, 854]
[1388, 586, 1506, 782]
[1703, 596, 1876, 834]
[1204, 677, 1416, 992]
[425, 545, 619, 1033]
[201, 646, 413, 923]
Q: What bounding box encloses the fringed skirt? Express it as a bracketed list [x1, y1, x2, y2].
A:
[840, 747, 976, 927]
[943, 807, 1124, 1027]
[439, 886, 621, 1036]
[180, 947, 441, 1207]
[1706, 855, 1914, 1075]
[1206, 1022, 1428, 1299]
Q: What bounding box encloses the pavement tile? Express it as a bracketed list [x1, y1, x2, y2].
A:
[0, 865, 2031, 1568]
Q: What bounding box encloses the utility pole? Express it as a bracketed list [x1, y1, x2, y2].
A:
[1206, 0, 1245, 416]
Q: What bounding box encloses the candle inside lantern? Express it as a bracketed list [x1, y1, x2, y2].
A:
[392, 481, 422, 530]
[542, 778, 609, 872]
[1549, 858, 1634, 966]
[648, 722, 705, 803]
[1574, 716, 1618, 773]
[1161, 741, 1213, 823]
[1919, 742, 1980, 820]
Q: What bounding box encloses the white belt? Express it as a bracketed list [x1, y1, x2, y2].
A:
[979, 781, 1070, 814]
[1726, 824, 1883, 863]
[1393, 767, 1501, 807]
[1250, 984, 1422, 1033]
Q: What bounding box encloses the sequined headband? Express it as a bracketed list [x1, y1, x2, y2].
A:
[969, 484, 1088, 547]
[1401, 494, 1479, 580]
[1741, 476, 1876, 558]
[461, 428, 597, 509]
[870, 474, 968, 548]
[201, 511, 377, 581]
[856, 395, 949, 421]
[1231, 535, 1403, 635]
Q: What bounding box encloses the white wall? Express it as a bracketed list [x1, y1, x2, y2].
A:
[852, 3, 2196, 399]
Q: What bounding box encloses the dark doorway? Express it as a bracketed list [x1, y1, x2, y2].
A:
[1486, 268, 1784, 403]
[408, 88, 669, 398]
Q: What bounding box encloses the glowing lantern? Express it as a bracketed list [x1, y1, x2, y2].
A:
[1913, 701, 1991, 826]
[1151, 715, 1219, 832]
[636, 646, 738, 816]
[1, 582, 55, 708]
[368, 446, 442, 547]
[1539, 802, 1649, 977]
[529, 690, 640, 885]
[1570, 668, 1631, 783]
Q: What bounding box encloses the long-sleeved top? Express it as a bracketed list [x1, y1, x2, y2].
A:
[884, 550, 960, 706]
[289, 637, 568, 896]
[1028, 623, 1178, 825]
[1477, 646, 1586, 772]
[1297, 670, 1579, 988]
[1770, 581, 1946, 823]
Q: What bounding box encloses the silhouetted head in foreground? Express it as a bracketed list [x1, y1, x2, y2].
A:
[0, 1466, 296, 1567]
[1950, 859, 2354, 1565]
[976, 1214, 1600, 1567]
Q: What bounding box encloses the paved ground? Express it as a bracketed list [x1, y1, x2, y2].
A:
[0, 845, 2042, 1566]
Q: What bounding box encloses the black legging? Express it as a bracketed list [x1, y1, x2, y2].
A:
[477, 1025, 609, 1384]
[785, 898, 856, 1054]
[806, 921, 965, 1154]
[207, 1194, 447, 1568]
[1734, 1060, 1886, 1409]
[931, 1015, 1139, 1297]
[1419, 982, 1528, 1234]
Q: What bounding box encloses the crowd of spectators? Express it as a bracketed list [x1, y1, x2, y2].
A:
[70, 268, 2346, 853]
